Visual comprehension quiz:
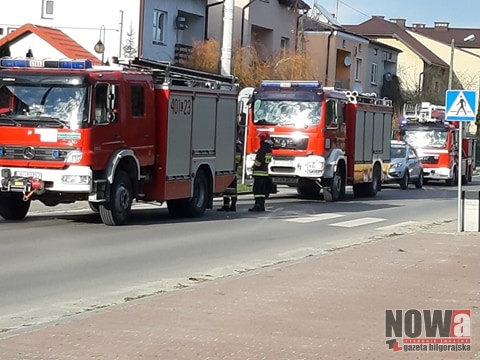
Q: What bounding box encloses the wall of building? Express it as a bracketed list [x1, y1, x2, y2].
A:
[207, 0, 298, 54]
[139, 0, 205, 61]
[373, 37, 424, 92]
[0, 0, 140, 61]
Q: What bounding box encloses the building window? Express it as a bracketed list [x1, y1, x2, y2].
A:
[374, 48, 378, 56]
[355, 58, 362, 81]
[358, 44, 362, 53]
[370, 63, 378, 85]
[131, 86, 145, 116]
[153, 10, 167, 45]
[0, 28, 3, 35]
[42, 0, 54, 19]
[280, 37, 289, 51]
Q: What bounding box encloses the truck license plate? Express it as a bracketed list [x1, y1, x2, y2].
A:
[273, 160, 293, 167]
[14, 171, 42, 179]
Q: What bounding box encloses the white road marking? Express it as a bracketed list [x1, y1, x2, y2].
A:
[375, 221, 419, 231]
[284, 213, 345, 223]
[329, 217, 386, 228]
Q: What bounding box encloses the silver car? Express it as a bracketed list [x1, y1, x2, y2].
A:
[386, 140, 423, 189]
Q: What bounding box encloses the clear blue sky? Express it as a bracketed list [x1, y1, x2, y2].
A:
[305, 0, 480, 28]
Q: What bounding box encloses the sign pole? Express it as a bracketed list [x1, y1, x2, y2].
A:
[457, 124, 463, 232]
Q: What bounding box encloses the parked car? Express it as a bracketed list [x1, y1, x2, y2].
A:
[386, 140, 423, 189]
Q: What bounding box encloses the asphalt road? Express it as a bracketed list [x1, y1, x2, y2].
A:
[0, 177, 477, 336]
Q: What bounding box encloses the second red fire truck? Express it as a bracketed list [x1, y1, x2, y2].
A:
[240, 80, 394, 200]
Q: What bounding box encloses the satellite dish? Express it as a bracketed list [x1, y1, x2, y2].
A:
[344, 56, 351, 67]
[384, 72, 393, 82]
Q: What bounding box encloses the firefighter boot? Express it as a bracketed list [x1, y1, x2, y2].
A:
[258, 197, 266, 212]
[248, 198, 262, 212]
[229, 196, 237, 212]
[218, 197, 230, 211]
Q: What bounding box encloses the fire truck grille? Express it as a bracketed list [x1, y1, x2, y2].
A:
[271, 136, 308, 150]
[0, 146, 68, 161]
[420, 156, 439, 164]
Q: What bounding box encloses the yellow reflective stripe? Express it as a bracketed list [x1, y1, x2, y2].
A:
[265, 154, 272, 163]
[254, 160, 261, 166]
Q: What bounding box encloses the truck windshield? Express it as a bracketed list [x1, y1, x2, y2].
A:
[253, 100, 321, 128]
[0, 83, 88, 129]
[402, 130, 447, 148]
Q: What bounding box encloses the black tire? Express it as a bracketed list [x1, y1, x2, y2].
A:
[99, 171, 133, 226]
[365, 164, 381, 197]
[0, 194, 30, 220]
[323, 166, 345, 202]
[88, 202, 100, 213]
[414, 172, 423, 189]
[446, 166, 457, 186]
[185, 169, 209, 217]
[400, 171, 409, 190]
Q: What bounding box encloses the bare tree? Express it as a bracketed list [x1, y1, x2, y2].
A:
[122, 22, 137, 59]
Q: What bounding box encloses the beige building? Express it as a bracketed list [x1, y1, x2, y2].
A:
[207, 0, 309, 59]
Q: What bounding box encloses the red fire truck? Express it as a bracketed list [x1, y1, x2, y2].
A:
[240, 81, 393, 200]
[398, 102, 476, 185]
[0, 57, 239, 225]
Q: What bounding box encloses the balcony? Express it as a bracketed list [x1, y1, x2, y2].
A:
[174, 44, 193, 66]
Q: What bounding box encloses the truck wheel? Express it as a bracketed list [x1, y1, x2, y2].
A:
[0, 194, 31, 220]
[323, 167, 345, 202]
[400, 172, 409, 190]
[365, 164, 381, 197]
[100, 171, 133, 226]
[446, 166, 457, 186]
[185, 169, 209, 217]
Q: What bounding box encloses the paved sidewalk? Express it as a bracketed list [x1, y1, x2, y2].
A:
[1, 223, 479, 359]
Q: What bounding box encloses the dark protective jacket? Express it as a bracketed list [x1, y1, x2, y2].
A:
[252, 140, 272, 177]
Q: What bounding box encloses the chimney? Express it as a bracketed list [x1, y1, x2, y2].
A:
[390, 18, 406, 28]
[412, 23, 425, 29]
[434, 22, 449, 31]
[373, 15, 385, 20]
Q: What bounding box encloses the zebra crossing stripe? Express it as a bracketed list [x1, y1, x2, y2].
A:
[284, 213, 345, 223]
[329, 217, 386, 228]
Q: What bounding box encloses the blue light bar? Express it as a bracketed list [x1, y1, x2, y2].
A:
[0, 58, 93, 69]
[261, 80, 321, 89]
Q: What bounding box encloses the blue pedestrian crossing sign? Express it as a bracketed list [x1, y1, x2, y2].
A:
[445, 90, 478, 121]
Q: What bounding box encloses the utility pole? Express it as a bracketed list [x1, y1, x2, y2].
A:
[220, 0, 234, 76]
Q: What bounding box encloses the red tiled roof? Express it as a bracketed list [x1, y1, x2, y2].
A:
[344, 17, 448, 68]
[0, 23, 102, 65]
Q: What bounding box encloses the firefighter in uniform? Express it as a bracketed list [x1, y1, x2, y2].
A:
[249, 132, 273, 212]
[218, 139, 243, 212]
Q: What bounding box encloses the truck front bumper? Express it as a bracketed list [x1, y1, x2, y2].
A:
[423, 167, 450, 180]
[0, 166, 93, 193]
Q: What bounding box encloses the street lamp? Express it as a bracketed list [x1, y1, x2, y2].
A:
[94, 25, 106, 64]
[448, 34, 475, 89]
